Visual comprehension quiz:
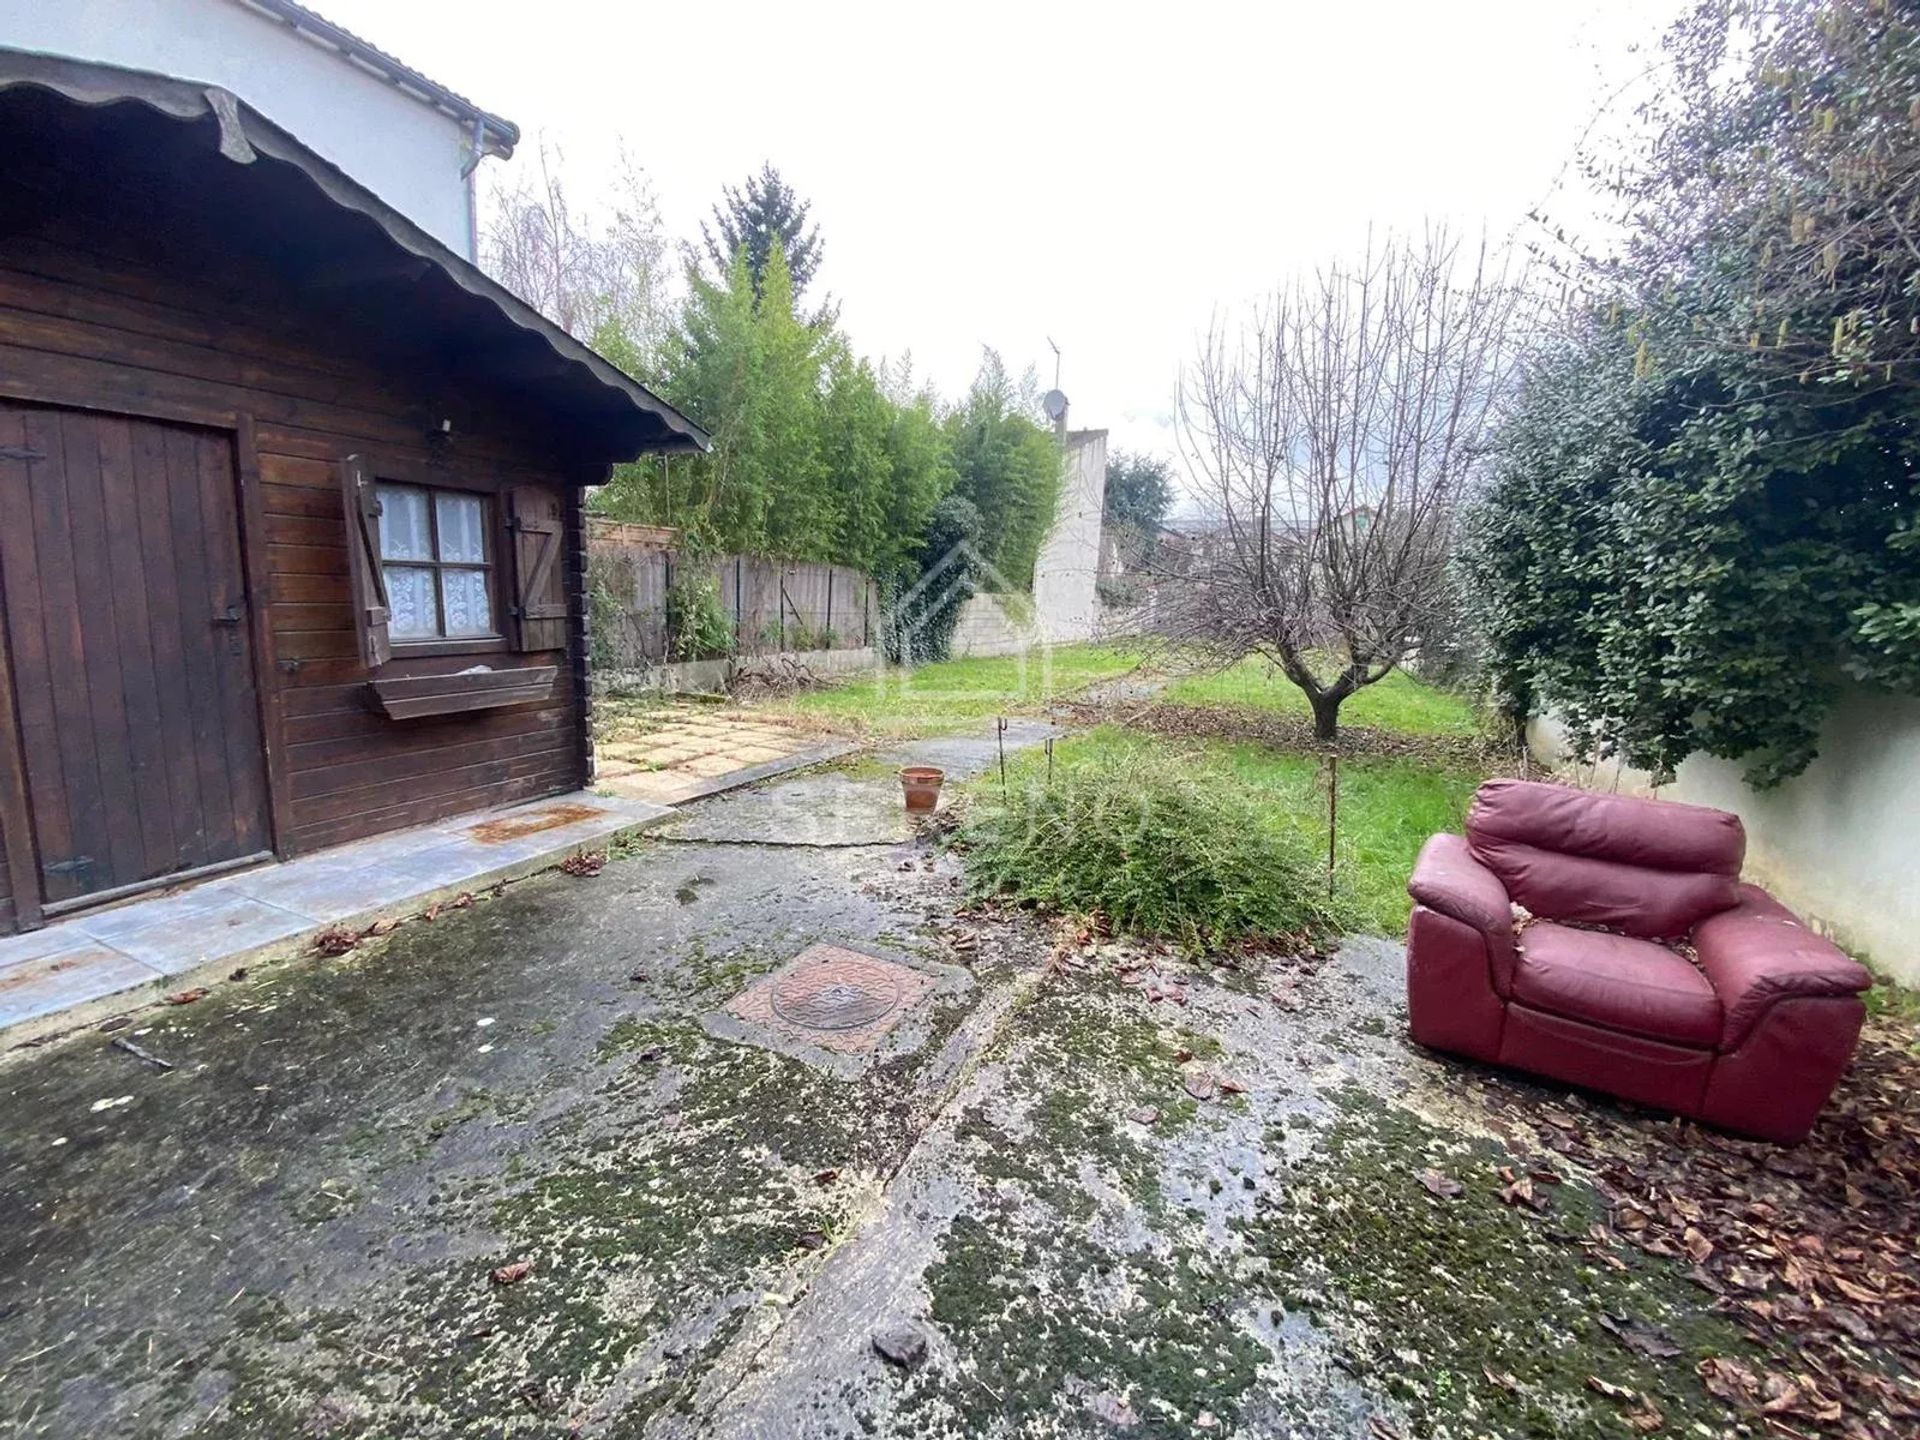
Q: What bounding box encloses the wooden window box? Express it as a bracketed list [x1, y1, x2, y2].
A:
[367, 665, 557, 720]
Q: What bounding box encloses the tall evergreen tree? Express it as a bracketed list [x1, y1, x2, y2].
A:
[700, 163, 824, 301]
[945, 352, 1063, 590]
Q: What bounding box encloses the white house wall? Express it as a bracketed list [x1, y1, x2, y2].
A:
[1529, 688, 1920, 984]
[2, 0, 478, 255]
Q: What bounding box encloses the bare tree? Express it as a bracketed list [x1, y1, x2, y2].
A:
[480, 140, 674, 366]
[1163, 230, 1521, 739]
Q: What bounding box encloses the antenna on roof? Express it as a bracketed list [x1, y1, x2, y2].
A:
[1046, 335, 1062, 391]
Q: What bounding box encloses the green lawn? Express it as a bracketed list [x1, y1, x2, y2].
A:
[1162, 657, 1480, 736]
[985, 726, 1484, 936]
[772, 643, 1145, 736]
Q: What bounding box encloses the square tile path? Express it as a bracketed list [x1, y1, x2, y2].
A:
[0, 791, 670, 1041]
[597, 705, 856, 805]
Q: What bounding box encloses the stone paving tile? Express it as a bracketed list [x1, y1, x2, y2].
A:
[729, 745, 792, 764]
[70, 893, 310, 977]
[681, 753, 746, 779]
[0, 944, 164, 1028]
[0, 922, 122, 972]
[221, 854, 436, 925]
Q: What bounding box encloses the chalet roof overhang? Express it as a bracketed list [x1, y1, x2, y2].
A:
[0, 49, 710, 471]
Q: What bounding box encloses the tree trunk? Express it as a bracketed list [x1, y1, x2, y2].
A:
[1309, 690, 1344, 741]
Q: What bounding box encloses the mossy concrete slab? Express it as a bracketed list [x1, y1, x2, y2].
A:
[0, 752, 1792, 1439]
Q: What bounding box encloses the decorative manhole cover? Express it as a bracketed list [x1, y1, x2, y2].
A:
[726, 944, 936, 1056]
[771, 955, 903, 1031]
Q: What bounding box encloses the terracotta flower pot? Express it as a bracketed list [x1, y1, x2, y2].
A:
[900, 766, 946, 813]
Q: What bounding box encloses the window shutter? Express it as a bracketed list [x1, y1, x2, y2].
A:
[508, 485, 568, 652]
[339, 454, 391, 668]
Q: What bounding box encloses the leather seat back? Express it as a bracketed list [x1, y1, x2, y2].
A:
[1467, 779, 1743, 939]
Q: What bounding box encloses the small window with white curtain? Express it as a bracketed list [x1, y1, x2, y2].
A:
[376, 483, 496, 640]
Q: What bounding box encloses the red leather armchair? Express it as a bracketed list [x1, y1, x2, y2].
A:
[1405, 779, 1871, 1143]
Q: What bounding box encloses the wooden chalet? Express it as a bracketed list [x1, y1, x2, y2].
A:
[0, 51, 708, 934]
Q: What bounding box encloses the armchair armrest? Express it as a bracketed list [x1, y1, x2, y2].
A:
[1693, 886, 1871, 1050]
[1408, 833, 1515, 990]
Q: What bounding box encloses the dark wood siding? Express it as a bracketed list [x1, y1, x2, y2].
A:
[0, 236, 589, 888]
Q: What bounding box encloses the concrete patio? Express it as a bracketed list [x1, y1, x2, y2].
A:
[0, 791, 669, 1040]
[0, 724, 1910, 1439]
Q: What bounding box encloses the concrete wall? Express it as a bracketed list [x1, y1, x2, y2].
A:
[949, 594, 1033, 659]
[3, 0, 480, 255]
[1030, 428, 1106, 643]
[1528, 688, 1920, 982]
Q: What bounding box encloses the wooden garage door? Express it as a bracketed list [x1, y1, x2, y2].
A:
[0, 401, 271, 911]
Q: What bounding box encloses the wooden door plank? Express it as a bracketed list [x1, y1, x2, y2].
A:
[163, 425, 239, 862]
[59, 410, 144, 887]
[22, 406, 106, 904]
[129, 415, 210, 871]
[236, 413, 292, 856]
[95, 414, 180, 871]
[0, 403, 46, 927]
[193, 428, 270, 856]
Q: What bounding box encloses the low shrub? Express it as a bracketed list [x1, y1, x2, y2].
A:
[665, 573, 735, 661]
[959, 750, 1351, 952]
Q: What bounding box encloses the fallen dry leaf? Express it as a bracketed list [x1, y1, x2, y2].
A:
[1624, 1396, 1665, 1433]
[313, 926, 359, 956]
[1597, 1311, 1681, 1360]
[163, 987, 209, 1006]
[1420, 1169, 1466, 1200]
[1182, 1070, 1218, 1102]
[1482, 1366, 1519, 1393]
[1498, 1175, 1548, 1212]
[1128, 1106, 1162, 1126]
[1585, 1375, 1635, 1402]
[489, 1260, 533, 1287]
[1087, 1391, 1139, 1429]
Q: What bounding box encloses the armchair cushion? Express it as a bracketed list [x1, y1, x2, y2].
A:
[1693, 884, 1871, 1050]
[1512, 922, 1724, 1047]
[1467, 780, 1743, 938]
[1408, 832, 1515, 993]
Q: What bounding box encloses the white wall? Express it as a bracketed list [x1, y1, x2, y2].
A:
[1528, 688, 1920, 982]
[2, 0, 479, 256]
[1030, 429, 1106, 643]
[949, 593, 1032, 659]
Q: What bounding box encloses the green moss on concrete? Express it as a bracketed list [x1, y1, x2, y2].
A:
[1241, 1087, 1771, 1439]
[920, 1202, 1269, 1437]
[911, 981, 1267, 1436]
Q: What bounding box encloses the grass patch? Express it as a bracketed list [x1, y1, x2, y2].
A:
[964, 728, 1481, 938]
[1163, 657, 1480, 737]
[767, 642, 1144, 736]
[959, 734, 1354, 950]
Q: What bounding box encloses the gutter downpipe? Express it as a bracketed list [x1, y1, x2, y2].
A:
[461, 115, 485, 261]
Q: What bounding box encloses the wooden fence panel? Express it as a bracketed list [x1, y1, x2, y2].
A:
[586, 529, 876, 666]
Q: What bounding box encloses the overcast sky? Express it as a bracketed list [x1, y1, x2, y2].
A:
[323, 0, 1683, 462]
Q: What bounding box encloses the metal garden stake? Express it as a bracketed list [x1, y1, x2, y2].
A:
[1326, 752, 1339, 902]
